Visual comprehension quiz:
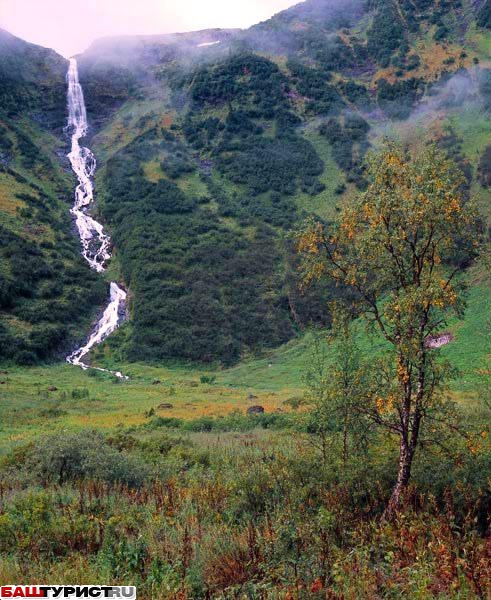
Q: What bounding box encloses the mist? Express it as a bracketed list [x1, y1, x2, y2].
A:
[0, 0, 300, 57]
[370, 67, 491, 144]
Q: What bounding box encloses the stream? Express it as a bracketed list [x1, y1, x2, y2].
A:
[65, 58, 127, 379]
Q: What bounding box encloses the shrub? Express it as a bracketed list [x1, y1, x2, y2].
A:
[20, 431, 149, 486]
[434, 25, 449, 41]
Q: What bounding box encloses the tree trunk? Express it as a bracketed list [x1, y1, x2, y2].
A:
[342, 420, 348, 465]
[384, 436, 413, 520]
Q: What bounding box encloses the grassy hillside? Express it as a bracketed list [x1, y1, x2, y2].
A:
[69, 0, 491, 368]
[1, 1, 489, 366]
[0, 28, 67, 127]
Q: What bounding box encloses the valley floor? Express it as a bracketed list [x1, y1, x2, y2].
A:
[1, 285, 488, 455]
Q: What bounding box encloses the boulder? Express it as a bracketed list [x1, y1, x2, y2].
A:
[425, 332, 454, 349]
[158, 403, 174, 409]
[47, 386, 58, 392]
[247, 405, 265, 415]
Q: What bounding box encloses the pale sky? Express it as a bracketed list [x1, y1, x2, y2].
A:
[0, 0, 299, 57]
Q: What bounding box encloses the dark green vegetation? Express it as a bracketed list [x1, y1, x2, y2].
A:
[376, 77, 424, 120]
[319, 113, 369, 188]
[102, 130, 296, 363]
[478, 145, 491, 186]
[92, 50, 348, 363]
[183, 54, 324, 198]
[0, 28, 67, 126]
[478, 0, 491, 29]
[0, 31, 106, 364]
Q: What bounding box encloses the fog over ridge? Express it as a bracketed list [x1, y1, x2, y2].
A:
[0, 0, 303, 57]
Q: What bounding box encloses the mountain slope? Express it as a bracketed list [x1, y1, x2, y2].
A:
[71, 0, 490, 366]
[0, 0, 490, 366]
[0, 30, 106, 364]
[0, 28, 67, 126]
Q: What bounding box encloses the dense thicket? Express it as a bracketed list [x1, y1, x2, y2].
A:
[190, 54, 286, 109]
[216, 134, 324, 196]
[478, 145, 491, 187]
[0, 219, 104, 364]
[102, 131, 298, 364]
[377, 77, 424, 119]
[319, 113, 370, 188]
[479, 68, 491, 112]
[100, 98, 354, 363]
[287, 61, 346, 115]
[367, 1, 406, 66]
[91, 45, 389, 363]
[0, 166, 106, 364]
[182, 54, 325, 199]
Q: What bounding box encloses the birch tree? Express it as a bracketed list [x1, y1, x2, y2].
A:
[297, 143, 479, 517]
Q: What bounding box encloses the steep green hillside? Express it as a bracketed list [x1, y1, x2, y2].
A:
[0, 31, 106, 364]
[0, 0, 490, 366]
[0, 28, 67, 127]
[72, 0, 491, 366]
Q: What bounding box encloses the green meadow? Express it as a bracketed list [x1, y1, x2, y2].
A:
[1, 283, 488, 456]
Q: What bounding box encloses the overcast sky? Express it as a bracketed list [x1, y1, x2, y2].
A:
[0, 0, 299, 57]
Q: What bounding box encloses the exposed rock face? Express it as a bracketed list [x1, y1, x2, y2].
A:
[425, 332, 454, 349]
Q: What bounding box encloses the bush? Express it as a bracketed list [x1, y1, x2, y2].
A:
[434, 25, 449, 41]
[288, 60, 345, 115]
[103, 135, 300, 364]
[19, 431, 149, 486]
[0, 489, 100, 558]
[478, 146, 491, 187]
[377, 77, 423, 119]
[146, 412, 295, 433]
[319, 115, 370, 187]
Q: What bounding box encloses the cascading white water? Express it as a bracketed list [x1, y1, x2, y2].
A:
[66, 58, 110, 272]
[65, 58, 127, 378]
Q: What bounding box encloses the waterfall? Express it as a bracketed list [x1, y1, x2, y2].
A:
[65, 58, 127, 378]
